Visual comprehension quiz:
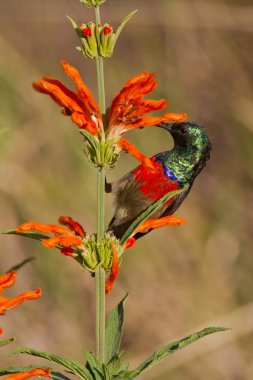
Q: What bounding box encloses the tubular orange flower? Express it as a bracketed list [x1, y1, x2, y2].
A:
[59, 216, 86, 238]
[33, 61, 186, 168]
[42, 236, 83, 249]
[0, 271, 16, 292]
[134, 215, 186, 235]
[105, 245, 119, 294]
[33, 61, 102, 137]
[0, 288, 41, 315]
[108, 71, 187, 137]
[16, 218, 85, 251]
[123, 215, 186, 253]
[4, 369, 50, 380]
[0, 270, 41, 333]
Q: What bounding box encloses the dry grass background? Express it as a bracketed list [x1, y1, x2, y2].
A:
[0, 0, 253, 379]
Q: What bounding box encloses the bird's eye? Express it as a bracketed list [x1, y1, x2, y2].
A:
[181, 127, 187, 134]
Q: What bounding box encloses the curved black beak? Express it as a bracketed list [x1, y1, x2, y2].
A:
[156, 122, 174, 132]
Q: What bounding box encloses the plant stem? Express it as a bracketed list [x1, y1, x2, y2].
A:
[95, 5, 106, 364]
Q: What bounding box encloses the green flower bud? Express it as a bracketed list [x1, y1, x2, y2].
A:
[80, 0, 106, 7]
[68, 10, 137, 59]
[68, 16, 98, 59]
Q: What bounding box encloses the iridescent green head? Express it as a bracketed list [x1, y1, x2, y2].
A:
[158, 121, 212, 182]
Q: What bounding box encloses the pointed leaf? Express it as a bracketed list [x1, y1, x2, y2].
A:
[13, 347, 93, 380]
[85, 352, 103, 380]
[105, 294, 128, 363]
[1, 230, 49, 241]
[67, 16, 84, 39]
[115, 10, 138, 43]
[6, 257, 35, 273]
[129, 327, 229, 379]
[120, 187, 188, 244]
[0, 337, 15, 347]
[106, 354, 129, 378]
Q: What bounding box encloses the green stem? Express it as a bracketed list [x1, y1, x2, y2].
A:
[95, 5, 106, 364]
[95, 266, 105, 362]
[97, 167, 105, 238]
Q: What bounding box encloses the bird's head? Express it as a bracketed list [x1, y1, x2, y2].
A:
[159, 121, 211, 155]
[158, 121, 212, 180]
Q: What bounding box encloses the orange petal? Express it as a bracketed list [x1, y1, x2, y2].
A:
[122, 113, 187, 131]
[61, 60, 100, 116]
[135, 215, 186, 235]
[0, 271, 16, 293]
[59, 216, 86, 238]
[4, 369, 51, 380]
[109, 72, 157, 123]
[162, 113, 188, 122]
[105, 246, 119, 294]
[42, 236, 83, 248]
[0, 288, 41, 315]
[131, 99, 168, 118]
[117, 139, 155, 171]
[0, 327, 3, 335]
[124, 237, 137, 250]
[70, 111, 98, 136]
[16, 222, 73, 237]
[33, 78, 83, 115]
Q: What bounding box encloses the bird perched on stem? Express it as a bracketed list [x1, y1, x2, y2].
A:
[106, 121, 212, 239]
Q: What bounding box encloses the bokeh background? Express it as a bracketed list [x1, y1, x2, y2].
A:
[0, 0, 253, 378]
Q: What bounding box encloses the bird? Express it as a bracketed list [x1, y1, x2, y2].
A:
[106, 121, 212, 240]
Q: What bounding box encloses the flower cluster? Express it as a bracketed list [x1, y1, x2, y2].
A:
[15, 214, 186, 294]
[33, 61, 186, 168]
[68, 10, 137, 59]
[80, 0, 106, 7]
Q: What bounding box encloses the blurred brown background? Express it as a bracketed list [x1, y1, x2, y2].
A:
[0, 0, 253, 379]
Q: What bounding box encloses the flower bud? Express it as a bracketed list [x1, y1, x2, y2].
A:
[80, 0, 106, 7]
[68, 17, 98, 59]
[99, 24, 113, 57]
[68, 10, 137, 59]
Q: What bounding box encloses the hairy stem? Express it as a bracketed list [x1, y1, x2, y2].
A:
[95, 5, 106, 364]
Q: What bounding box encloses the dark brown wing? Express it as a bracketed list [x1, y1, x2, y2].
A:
[107, 170, 155, 239]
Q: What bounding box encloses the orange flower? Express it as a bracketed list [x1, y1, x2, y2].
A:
[105, 215, 186, 294]
[0, 270, 41, 334]
[4, 369, 50, 380]
[123, 215, 186, 252]
[33, 61, 186, 168]
[105, 245, 119, 294]
[33, 61, 102, 137]
[16, 216, 86, 253]
[107, 71, 187, 137]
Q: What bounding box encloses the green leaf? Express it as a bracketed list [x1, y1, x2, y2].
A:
[0, 230, 49, 241]
[6, 257, 35, 272]
[67, 16, 84, 39]
[0, 337, 15, 347]
[115, 10, 138, 43]
[85, 352, 103, 380]
[120, 186, 188, 244]
[129, 327, 229, 379]
[13, 347, 93, 380]
[0, 366, 71, 380]
[106, 354, 129, 379]
[105, 294, 128, 363]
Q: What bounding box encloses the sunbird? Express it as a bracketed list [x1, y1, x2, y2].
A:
[107, 122, 212, 239]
